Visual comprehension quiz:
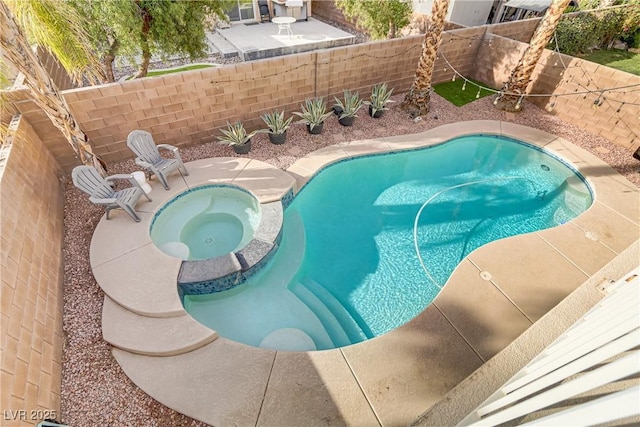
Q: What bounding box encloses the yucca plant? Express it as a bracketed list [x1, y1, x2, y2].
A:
[261, 110, 293, 134]
[261, 110, 293, 144]
[333, 90, 363, 126]
[334, 90, 363, 119]
[365, 83, 394, 118]
[293, 97, 333, 133]
[216, 121, 261, 154]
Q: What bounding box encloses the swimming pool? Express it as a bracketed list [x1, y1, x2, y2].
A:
[183, 135, 593, 350]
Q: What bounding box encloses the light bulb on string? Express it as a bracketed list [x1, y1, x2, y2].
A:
[616, 102, 625, 113]
[452, 74, 456, 82]
[462, 81, 467, 91]
[476, 87, 481, 99]
[515, 95, 524, 111]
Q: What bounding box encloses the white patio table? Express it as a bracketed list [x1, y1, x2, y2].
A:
[272, 17, 296, 38]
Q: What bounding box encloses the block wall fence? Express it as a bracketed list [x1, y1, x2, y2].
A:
[0, 117, 66, 426]
[9, 21, 639, 173]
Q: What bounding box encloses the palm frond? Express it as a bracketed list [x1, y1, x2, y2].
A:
[6, 0, 105, 85]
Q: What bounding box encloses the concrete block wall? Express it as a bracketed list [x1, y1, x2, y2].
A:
[36, 47, 75, 92]
[486, 18, 539, 43]
[0, 116, 65, 426]
[316, 36, 423, 101]
[7, 20, 639, 172]
[7, 89, 78, 169]
[474, 34, 640, 151]
[61, 54, 320, 165]
[531, 52, 640, 151]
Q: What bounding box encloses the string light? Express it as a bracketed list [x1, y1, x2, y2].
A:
[515, 95, 524, 111]
[437, 49, 640, 105]
[476, 87, 482, 99]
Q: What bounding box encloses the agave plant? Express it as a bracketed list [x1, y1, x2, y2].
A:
[365, 83, 394, 117]
[216, 121, 260, 146]
[261, 110, 293, 135]
[293, 97, 333, 132]
[333, 90, 363, 119]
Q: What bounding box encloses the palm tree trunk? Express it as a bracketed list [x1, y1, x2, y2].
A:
[493, 0, 572, 112]
[401, 0, 450, 117]
[0, 2, 106, 175]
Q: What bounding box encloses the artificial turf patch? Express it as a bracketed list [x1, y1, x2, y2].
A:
[433, 78, 494, 107]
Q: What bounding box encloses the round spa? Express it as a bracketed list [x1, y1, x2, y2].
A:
[150, 185, 261, 261]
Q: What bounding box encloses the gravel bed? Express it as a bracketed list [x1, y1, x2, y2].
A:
[60, 94, 639, 426]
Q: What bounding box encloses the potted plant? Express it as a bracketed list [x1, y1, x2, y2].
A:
[365, 83, 394, 118]
[261, 110, 293, 144]
[293, 97, 333, 135]
[216, 121, 260, 154]
[333, 90, 363, 126]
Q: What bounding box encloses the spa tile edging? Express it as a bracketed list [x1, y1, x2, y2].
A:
[176, 198, 284, 296]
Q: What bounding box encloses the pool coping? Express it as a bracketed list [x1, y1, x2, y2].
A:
[92, 120, 640, 427]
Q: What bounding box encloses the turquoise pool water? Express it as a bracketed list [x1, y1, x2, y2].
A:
[184, 135, 593, 350]
[150, 186, 261, 261]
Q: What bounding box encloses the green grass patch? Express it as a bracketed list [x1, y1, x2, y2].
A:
[126, 64, 215, 80]
[577, 49, 640, 76]
[433, 78, 494, 107]
[146, 64, 215, 77]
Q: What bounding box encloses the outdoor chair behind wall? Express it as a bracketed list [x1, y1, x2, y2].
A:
[127, 130, 189, 190]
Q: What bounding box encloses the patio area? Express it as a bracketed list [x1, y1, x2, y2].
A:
[83, 119, 639, 426]
[211, 17, 356, 60]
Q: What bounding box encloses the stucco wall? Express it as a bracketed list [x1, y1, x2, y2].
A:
[0, 116, 66, 426]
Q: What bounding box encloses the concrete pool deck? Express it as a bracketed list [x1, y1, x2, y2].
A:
[90, 120, 640, 426]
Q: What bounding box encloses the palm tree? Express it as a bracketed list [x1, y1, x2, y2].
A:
[400, 0, 450, 117]
[493, 0, 573, 112]
[0, 0, 106, 173]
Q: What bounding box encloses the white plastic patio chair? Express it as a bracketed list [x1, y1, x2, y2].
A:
[127, 130, 188, 190]
[71, 165, 152, 222]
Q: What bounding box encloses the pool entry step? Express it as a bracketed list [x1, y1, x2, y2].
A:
[289, 277, 369, 349]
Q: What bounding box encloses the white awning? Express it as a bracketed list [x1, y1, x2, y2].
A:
[504, 0, 552, 12]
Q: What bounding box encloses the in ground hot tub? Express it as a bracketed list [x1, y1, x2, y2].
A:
[151, 185, 262, 261]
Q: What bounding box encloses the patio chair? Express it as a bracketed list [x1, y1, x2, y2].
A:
[127, 130, 188, 190]
[71, 165, 152, 222]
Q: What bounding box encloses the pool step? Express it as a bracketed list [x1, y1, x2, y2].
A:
[292, 277, 368, 346]
[102, 296, 218, 356]
[289, 282, 351, 348]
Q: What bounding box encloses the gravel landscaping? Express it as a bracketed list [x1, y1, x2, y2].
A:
[60, 93, 639, 426]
